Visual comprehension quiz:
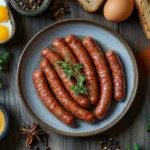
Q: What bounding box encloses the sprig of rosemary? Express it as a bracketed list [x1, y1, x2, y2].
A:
[0, 51, 9, 71]
[125, 143, 140, 150]
[56, 54, 88, 96]
[147, 116, 150, 131]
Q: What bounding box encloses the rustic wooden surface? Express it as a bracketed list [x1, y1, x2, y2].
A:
[0, 1, 150, 150]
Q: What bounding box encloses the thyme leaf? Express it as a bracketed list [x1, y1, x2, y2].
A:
[56, 53, 88, 96]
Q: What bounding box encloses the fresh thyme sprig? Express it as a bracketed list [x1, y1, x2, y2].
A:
[0, 51, 9, 88]
[0, 51, 9, 71]
[0, 80, 2, 88]
[125, 143, 140, 150]
[56, 53, 88, 96]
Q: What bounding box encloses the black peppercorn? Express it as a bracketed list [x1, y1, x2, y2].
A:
[14, 0, 44, 10]
[99, 138, 121, 150]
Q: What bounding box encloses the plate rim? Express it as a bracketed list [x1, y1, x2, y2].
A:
[16, 19, 138, 137]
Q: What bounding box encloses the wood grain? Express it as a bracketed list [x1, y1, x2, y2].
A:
[0, 1, 150, 150]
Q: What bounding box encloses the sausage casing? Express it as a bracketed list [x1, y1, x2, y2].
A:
[52, 38, 78, 65]
[41, 48, 90, 108]
[40, 59, 96, 123]
[106, 50, 125, 101]
[83, 37, 113, 119]
[65, 35, 99, 105]
[32, 70, 75, 126]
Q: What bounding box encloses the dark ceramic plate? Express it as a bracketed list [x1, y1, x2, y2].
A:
[17, 19, 138, 137]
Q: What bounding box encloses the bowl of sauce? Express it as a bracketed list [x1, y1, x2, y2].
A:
[0, 105, 9, 140]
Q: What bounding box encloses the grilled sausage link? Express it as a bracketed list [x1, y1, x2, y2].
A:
[65, 35, 99, 105]
[52, 38, 78, 65]
[40, 59, 96, 123]
[83, 37, 113, 119]
[106, 50, 125, 101]
[41, 48, 90, 108]
[32, 70, 75, 126]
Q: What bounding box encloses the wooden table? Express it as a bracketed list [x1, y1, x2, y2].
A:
[0, 1, 150, 149]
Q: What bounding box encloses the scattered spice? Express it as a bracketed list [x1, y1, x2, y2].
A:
[147, 116, 150, 131]
[49, 0, 70, 20]
[20, 122, 45, 147]
[14, 0, 44, 11]
[99, 138, 121, 150]
[0, 109, 5, 134]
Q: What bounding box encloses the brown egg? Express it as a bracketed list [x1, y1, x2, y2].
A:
[104, 0, 134, 22]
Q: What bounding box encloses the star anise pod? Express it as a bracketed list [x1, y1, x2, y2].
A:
[20, 122, 45, 147]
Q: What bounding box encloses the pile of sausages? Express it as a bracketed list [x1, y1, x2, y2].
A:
[32, 35, 125, 127]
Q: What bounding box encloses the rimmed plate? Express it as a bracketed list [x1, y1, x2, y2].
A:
[17, 19, 138, 137]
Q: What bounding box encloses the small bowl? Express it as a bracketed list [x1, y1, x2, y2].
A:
[10, 0, 51, 16]
[0, 4, 16, 44]
[0, 105, 9, 141]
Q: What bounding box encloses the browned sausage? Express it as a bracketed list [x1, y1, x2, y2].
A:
[41, 48, 90, 108]
[40, 59, 96, 123]
[106, 50, 125, 101]
[82, 37, 113, 119]
[65, 35, 99, 105]
[32, 70, 75, 126]
[52, 38, 78, 65]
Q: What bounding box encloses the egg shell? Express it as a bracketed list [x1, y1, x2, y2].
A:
[104, 0, 134, 22]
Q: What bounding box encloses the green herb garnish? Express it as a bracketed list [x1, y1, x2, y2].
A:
[134, 143, 140, 150]
[56, 53, 88, 96]
[125, 145, 130, 150]
[147, 116, 150, 131]
[0, 51, 9, 71]
[0, 51, 9, 88]
[125, 143, 140, 150]
[0, 80, 2, 88]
